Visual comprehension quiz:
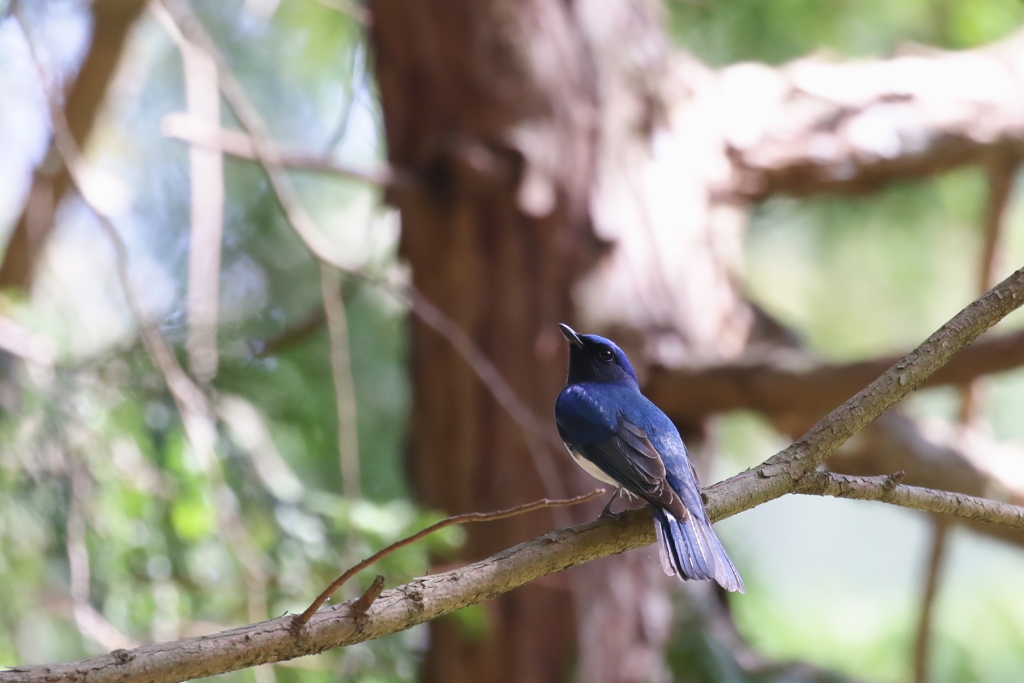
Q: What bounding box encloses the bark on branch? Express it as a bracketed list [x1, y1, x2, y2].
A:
[5, 263, 1024, 683]
[795, 471, 1024, 526]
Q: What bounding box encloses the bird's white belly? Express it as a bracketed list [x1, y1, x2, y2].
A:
[565, 444, 620, 488]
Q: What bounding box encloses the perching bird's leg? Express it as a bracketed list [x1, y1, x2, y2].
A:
[599, 488, 622, 519]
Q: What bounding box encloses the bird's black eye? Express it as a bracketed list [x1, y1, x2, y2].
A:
[598, 348, 615, 362]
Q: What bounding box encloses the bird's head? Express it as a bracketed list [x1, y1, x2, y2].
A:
[558, 323, 639, 385]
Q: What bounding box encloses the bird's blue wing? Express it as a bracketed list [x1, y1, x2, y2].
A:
[555, 385, 687, 519]
[569, 418, 688, 520]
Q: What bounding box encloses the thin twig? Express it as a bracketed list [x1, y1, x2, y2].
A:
[292, 488, 606, 626]
[351, 575, 385, 615]
[177, 37, 224, 384]
[320, 265, 361, 498]
[912, 518, 949, 683]
[161, 114, 402, 188]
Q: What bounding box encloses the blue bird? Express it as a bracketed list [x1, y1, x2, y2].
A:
[554, 324, 744, 592]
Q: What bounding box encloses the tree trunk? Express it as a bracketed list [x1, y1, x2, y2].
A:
[370, 2, 599, 681]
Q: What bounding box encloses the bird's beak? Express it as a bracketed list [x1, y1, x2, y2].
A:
[558, 323, 584, 349]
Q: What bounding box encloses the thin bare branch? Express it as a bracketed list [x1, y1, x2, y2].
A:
[175, 36, 224, 383]
[160, 114, 403, 188]
[912, 518, 949, 683]
[294, 488, 606, 626]
[829, 412, 1024, 547]
[320, 265, 362, 498]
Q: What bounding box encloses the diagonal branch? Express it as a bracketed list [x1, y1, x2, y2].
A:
[5, 260, 1024, 682]
[714, 264, 1024, 519]
[5, 468, 1024, 682]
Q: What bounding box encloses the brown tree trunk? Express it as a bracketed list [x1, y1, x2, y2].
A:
[369, 2, 598, 682]
[369, 1, 691, 681]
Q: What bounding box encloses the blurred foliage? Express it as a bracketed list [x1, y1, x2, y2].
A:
[666, 0, 1024, 66]
[2, 1, 1024, 682]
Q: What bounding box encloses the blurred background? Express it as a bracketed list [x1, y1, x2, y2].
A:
[2, 1, 1024, 682]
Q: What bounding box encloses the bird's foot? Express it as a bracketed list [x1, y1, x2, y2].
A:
[597, 489, 622, 520]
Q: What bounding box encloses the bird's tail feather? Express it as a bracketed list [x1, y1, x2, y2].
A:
[654, 508, 744, 593]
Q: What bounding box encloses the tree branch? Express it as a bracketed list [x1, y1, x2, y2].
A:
[794, 472, 1024, 526]
[5, 262, 1024, 682]
[646, 326, 1024, 419]
[714, 265, 1024, 519]
[160, 113, 405, 188]
[720, 28, 1024, 200]
[6, 465, 1024, 682]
